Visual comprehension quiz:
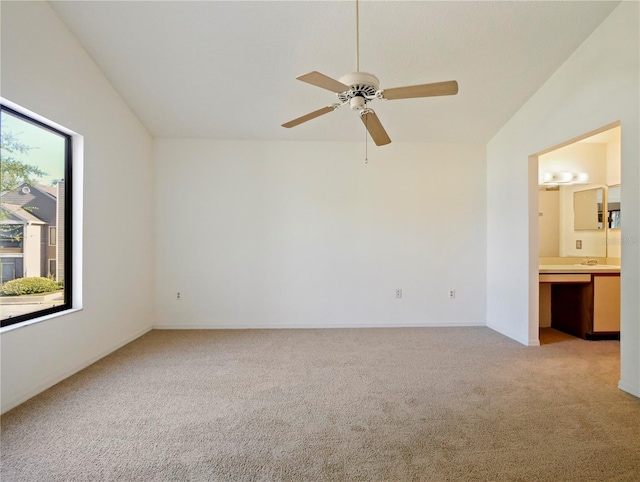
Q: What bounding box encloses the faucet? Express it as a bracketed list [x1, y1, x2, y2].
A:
[581, 259, 598, 266]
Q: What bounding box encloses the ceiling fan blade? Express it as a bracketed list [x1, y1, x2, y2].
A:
[296, 71, 351, 93]
[360, 110, 391, 146]
[282, 105, 336, 128]
[382, 80, 458, 100]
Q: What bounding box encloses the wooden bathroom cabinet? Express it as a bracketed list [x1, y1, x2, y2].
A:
[539, 271, 620, 339]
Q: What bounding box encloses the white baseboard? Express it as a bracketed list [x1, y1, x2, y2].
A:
[618, 380, 640, 398]
[1, 325, 152, 415]
[153, 321, 486, 330]
[486, 322, 531, 346]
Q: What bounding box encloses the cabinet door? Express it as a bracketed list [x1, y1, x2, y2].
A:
[593, 276, 620, 333]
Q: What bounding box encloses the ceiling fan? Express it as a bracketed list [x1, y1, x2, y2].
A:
[281, 0, 458, 146]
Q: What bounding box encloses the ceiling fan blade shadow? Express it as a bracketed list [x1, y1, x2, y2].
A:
[296, 71, 351, 93]
[361, 110, 391, 146]
[282, 105, 336, 128]
[383, 80, 458, 100]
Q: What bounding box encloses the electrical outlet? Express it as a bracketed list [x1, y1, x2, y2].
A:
[176, 292, 181, 300]
[576, 240, 582, 249]
[395, 289, 402, 299]
[448, 289, 456, 299]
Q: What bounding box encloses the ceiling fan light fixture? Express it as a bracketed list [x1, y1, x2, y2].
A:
[350, 96, 366, 111]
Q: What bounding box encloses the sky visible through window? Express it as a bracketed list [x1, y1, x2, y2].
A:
[1, 112, 65, 186]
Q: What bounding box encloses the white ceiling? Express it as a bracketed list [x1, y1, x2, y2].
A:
[49, 1, 620, 144]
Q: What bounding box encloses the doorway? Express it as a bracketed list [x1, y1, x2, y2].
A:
[532, 123, 621, 343]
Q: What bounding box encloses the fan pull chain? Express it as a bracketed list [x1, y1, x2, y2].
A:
[365, 114, 368, 164]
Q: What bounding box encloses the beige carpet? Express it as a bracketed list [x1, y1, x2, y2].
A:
[1, 327, 639, 481]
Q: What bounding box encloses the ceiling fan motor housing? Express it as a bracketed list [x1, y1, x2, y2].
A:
[337, 71, 380, 109]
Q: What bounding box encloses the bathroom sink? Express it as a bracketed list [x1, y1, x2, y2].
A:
[539, 264, 620, 273]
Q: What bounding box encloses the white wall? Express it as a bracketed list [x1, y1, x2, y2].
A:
[154, 140, 486, 329]
[0, 2, 154, 413]
[487, 2, 639, 396]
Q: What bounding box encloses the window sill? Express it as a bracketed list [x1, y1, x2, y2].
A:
[0, 307, 83, 334]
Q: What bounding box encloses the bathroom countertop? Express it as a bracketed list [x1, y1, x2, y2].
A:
[539, 264, 621, 274]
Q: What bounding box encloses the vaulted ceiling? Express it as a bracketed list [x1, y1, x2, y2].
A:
[50, 1, 620, 143]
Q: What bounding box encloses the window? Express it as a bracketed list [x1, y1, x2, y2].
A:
[49, 226, 57, 246]
[0, 225, 23, 250]
[1, 103, 73, 327]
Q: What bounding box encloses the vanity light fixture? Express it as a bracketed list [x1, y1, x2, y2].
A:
[539, 171, 589, 186]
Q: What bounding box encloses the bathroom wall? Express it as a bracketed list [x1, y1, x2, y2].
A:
[538, 134, 621, 260]
[538, 190, 559, 257]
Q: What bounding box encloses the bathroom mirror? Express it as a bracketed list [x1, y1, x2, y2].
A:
[574, 188, 603, 230]
[607, 185, 621, 229]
